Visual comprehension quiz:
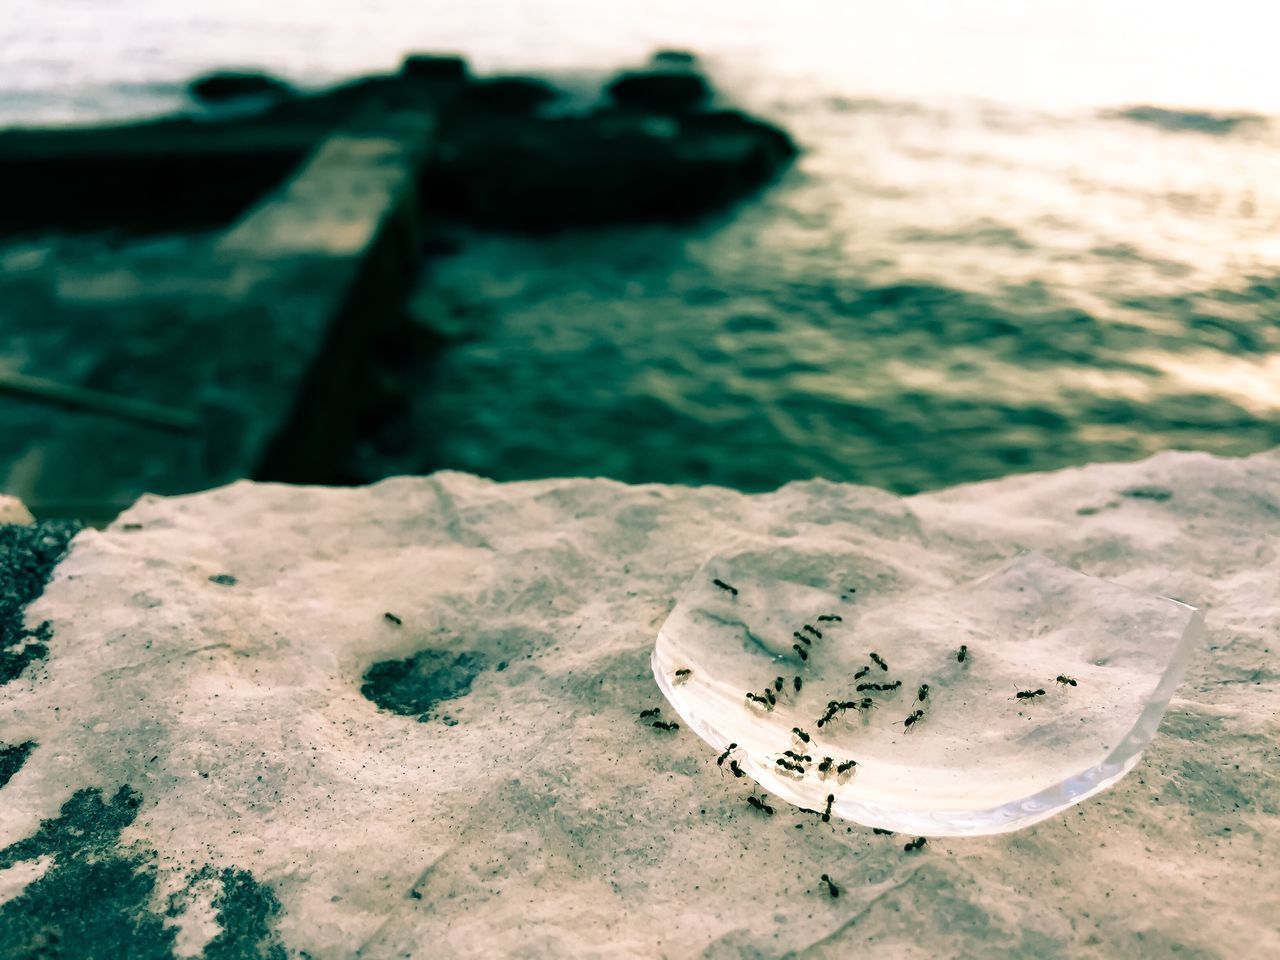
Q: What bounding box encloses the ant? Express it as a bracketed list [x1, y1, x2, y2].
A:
[713, 578, 739, 596]
[819, 874, 840, 898]
[729, 760, 746, 778]
[783, 750, 812, 763]
[776, 758, 805, 774]
[793, 632, 812, 646]
[774, 677, 785, 693]
[853, 666, 871, 681]
[870, 652, 888, 671]
[803, 625, 822, 640]
[902, 709, 925, 730]
[384, 612, 402, 626]
[816, 702, 840, 728]
[747, 795, 774, 816]
[872, 828, 894, 836]
[674, 668, 692, 684]
[836, 760, 857, 777]
[842, 698, 876, 712]
[817, 615, 842, 623]
[903, 836, 927, 852]
[746, 692, 773, 710]
[652, 720, 679, 731]
[793, 676, 803, 693]
[817, 757, 835, 777]
[793, 644, 809, 661]
[792, 727, 812, 745]
[639, 708, 661, 719]
[822, 793, 835, 823]
[1056, 675, 1078, 687]
[956, 644, 968, 663]
[915, 684, 930, 704]
[765, 688, 777, 707]
[1013, 689, 1046, 701]
[716, 743, 739, 767]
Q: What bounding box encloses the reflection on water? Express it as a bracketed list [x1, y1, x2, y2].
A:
[5, 0, 1279, 492]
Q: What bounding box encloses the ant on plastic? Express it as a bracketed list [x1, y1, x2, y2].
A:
[674, 668, 692, 684]
[821, 793, 835, 823]
[870, 653, 888, 671]
[793, 644, 809, 661]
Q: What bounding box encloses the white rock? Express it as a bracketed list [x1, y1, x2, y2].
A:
[1, 449, 1277, 958]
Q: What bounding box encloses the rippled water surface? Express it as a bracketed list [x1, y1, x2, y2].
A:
[5, 1, 1279, 491]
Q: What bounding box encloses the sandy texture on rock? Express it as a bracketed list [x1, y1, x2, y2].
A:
[1, 450, 1277, 959]
[0, 497, 30, 526]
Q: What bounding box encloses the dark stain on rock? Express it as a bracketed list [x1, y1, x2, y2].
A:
[1, 520, 79, 686]
[0, 786, 174, 960]
[167, 865, 287, 960]
[362, 648, 484, 720]
[0, 740, 35, 789]
[208, 574, 238, 586]
[1121, 485, 1174, 502]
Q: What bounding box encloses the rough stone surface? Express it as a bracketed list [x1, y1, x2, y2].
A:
[1, 449, 1277, 958]
[0, 499, 30, 526]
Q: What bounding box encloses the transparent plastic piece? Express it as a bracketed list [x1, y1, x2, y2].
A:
[653, 551, 1203, 836]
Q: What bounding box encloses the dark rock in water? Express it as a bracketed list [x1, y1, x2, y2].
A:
[401, 53, 469, 83]
[607, 71, 711, 113]
[454, 76, 562, 115]
[188, 70, 294, 105]
[431, 107, 795, 230]
[650, 49, 699, 69]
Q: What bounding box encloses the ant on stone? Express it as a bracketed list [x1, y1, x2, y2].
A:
[873, 828, 894, 836]
[842, 698, 876, 712]
[1013, 689, 1046, 701]
[821, 793, 835, 823]
[915, 684, 930, 704]
[384, 612, 402, 626]
[793, 631, 812, 646]
[639, 708, 661, 719]
[803, 625, 822, 640]
[817, 614, 842, 623]
[956, 644, 968, 663]
[902, 709, 925, 730]
[819, 874, 840, 898]
[792, 727, 812, 745]
[713, 578, 739, 596]
[1056, 675, 1078, 687]
[794, 676, 803, 693]
[793, 644, 809, 661]
[870, 653, 888, 671]
[716, 743, 739, 767]
[674, 668, 692, 684]
[747, 795, 774, 816]
[853, 666, 871, 681]
[903, 836, 927, 852]
[652, 720, 679, 731]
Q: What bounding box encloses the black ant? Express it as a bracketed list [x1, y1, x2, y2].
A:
[956, 645, 968, 663]
[816, 702, 840, 728]
[1013, 689, 1046, 701]
[858, 681, 902, 692]
[713, 578, 739, 596]
[870, 652, 888, 671]
[836, 760, 857, 777]
[817, 757, 835, 777]
[793, 632, 812, 646]
[652, 720, 679, 731]
[774, 677, 785, 692]
[716, 743, 739, 767]
[872, 828, 894, 836]
[793, 644, 809, 661]
[729, 759, 746, 778]
[793, 676, 803, 693]
[792, 727, 812, 745]
[674, 668, 692, 684]
[746, 692, 773, 710]
[817, 615, 842, 623]
[915, 684, 929, 704]
[903, 836, 927, 852]
[821, 793, 834, 823]
[776, 758, 805, 774]
[803, 625, 822, 639]
[1056, 675, 1078, 687]
[783, 750, 812, 762]
[639, 708, 661, 719]
[384, 612, 402, 626]
[841, 698, 876, 712]
[853, 666, 871, 681]
[765, 688, 777, 707]
[747, 795, 774, 816]
[902, 709, 925, 730]
[819, 873, 840, 898]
